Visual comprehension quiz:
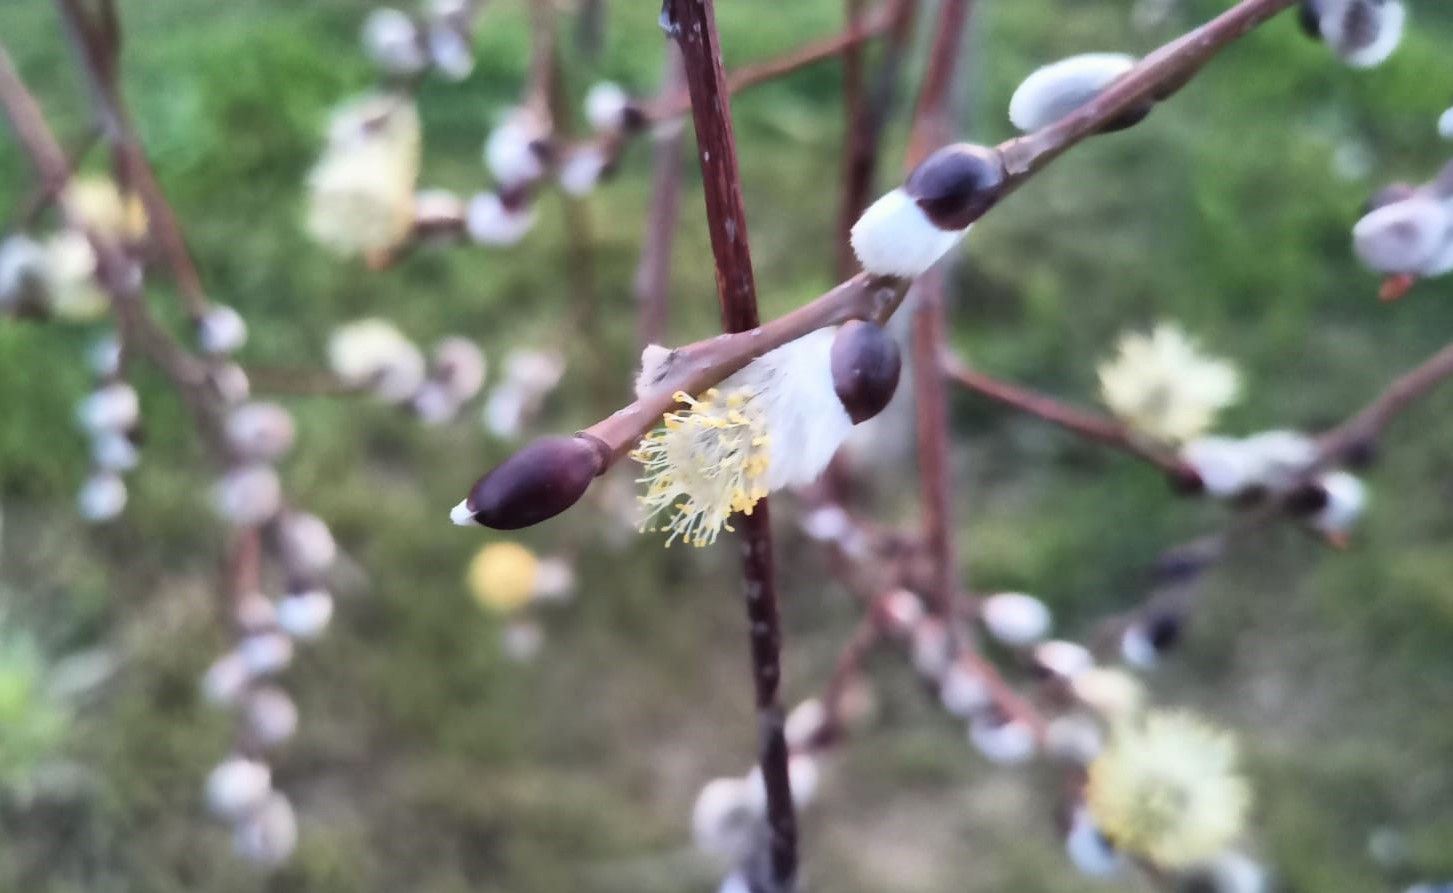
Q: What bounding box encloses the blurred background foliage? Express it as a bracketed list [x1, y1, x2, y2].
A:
[2, 0, 1453, 891]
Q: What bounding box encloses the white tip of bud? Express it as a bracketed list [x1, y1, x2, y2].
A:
[450, 499, 477, 526]
[225, 402, 296, 461]
[77, 472, 127, 522]
[426, 22, 474, 81]
[633, 343, 674, 398]
[76, 383, 140, 436]
[967, 714, 1037, 765]
[238, 631, 294, 676]
[1311, 470, 1367, 535]
[1353, 196, 1453, 276]
[362, 8, 427, 76]
[212, 464, 283, 527]
[465, 192, 536, 246]
[276, 512, 337, 574]
[232, 791, 298, 868]
[197, 305, 248, 356]
[746, 752, 821, 813]
[1180, 436, 1255, 498]
[1032, 639, 1095, 679]
[980, 592, 1052, 646]
[691, 777, 758, 864]
[1321, 0, 1405, 68]
[784, 698, 828, 750]
[939, 662, 992, 717]
[1440, 107, 1453, 141]
[584, 82, 631, 133]
[484, 110, 547, 188]
[201, 651, 252, 706]
[205, 757, 272, 820]
[243, 686, 299, 746]
[276, 590, 334, 640]
[91, 432, 139, 473]
[1065, 805, 1123, 877]
[910, 619, 952, 678]
[851, 188, 968, 278]
[558, 148, 608, 197]
[1008, 53, 1137, 132]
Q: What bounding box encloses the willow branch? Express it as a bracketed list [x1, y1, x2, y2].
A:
[942, 354, 1192, 477]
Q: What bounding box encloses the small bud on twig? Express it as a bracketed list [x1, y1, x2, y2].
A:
[452, 435, 606, 529]
[830, 320, 901, 424]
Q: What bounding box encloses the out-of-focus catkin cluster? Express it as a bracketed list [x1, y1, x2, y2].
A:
[327, 318, 486, 423]
[464, 539, 576, 661]
[306, 93, 421, 258]
[1352, 164, 1453, 300]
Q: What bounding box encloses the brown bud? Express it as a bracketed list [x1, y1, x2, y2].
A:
[456, 435, 605, 529]
[903, 143, 1006, 230]
[831, 321, 901, 424]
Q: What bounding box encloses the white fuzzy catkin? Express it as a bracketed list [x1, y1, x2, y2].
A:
[198, 305, 248, 356]
[784, 698, 827, 750]
[76, 383, 139, 435]
[239, 631, 294, 676]
[234, 593, 277, 633]
[1440, 107, 1453, 141]
[1180, 436, 1257, 498]
[979, 592, 1052, 646]
[276, 512, 337, 574]
[426, 22, 474, 81]
[91, 432, 139, 473]
[362, 8, 427, 76]
[1008, 53, 1137, 132]
[213, 464, 283, 526]
[584, 82, 631, 133]
[1033, 639, 1095, 679]
[484, 109, 548, 187]
[1239, 429, 1318, 492]
[1319, 0, 1406, 68]
[939, 662, 992, 717]
[209, 362, 252, 405]
[328, 318, 427, 403]
[225, 402, 296, 461]
[465, 192, 537, 246]
[558, 148, 608, 197]
[433, 336, 487, 401]
[968, 714, 1037, 765]
[691, 777, 758, 864]
[0, 234, 47, 310]
[1065, 805, 1123, 877]
[1310, 471, 1367, 535]
[205, 757, 271, 820]
[202, 652, 252, 706]
[276, 590, 334, 640]
[77, 472, 127, 522]
[232, 792, 298, 868]
[910, 619, 952, 678]
[1120, 623, 1159, 669]
[746, 753, 821, 813]
[244, 687, 300, 746]
[850, 188, 968, 277]
[1353, 196, 1453, 276]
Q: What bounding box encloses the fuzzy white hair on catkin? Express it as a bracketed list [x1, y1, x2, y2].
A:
[1007, 53, 1136, 133]
[850, 189, 969, 278]
[1323, 0, 1405, 68]
[634, 344, 674, 398]
[729, 328, 853, 491]
[1352, 196, 1452, 274]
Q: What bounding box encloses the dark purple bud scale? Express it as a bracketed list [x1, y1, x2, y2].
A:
[1098, 100, 1154, 134]
[903, 143, 1007, 231]
[1285, 482, 1331, 516]
[1144, 611, 1184, 652]
[463, 435, 606, 529]
[1298, 0, 1324, 39]
[830, 321, 902, 424]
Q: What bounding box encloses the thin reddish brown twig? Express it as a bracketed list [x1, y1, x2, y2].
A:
[663, 0, 796, 887]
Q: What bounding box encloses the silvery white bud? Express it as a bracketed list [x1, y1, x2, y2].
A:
[201, 651, 252, 706]
[1318, 0, 1406, 68]
[584, 81, 631, 133]
[691, 777, 758, 864]
[1065, 806, 1122, 877]
[77, 472, 127, 522]
[276, 590, 334, 641]
[86, 334, 121, 378]
[1032, 639, 1095, 679]
[208, 362, 252, 405]
[910, 619, 952, 678]
[482, 384, 527, 438]
[243, 686, 299, 746]
[880, 588, 924, 632]
[1180, 436, 1256, 498]
[1240, 429, 1318, 492]
[939, 662, 992, 717]
[532, 557, 575, 602]
[1044, 713, 1104, 764]
[362, 8, 427, 76]
[980, 592, 1052, 646]
[784, 698, 827, 750]
[558, 148, 608, 197]
[1440, 107, 1453, 141]
[275, 512, 337, 574]
[800, 504, 851, 542]
[484, 111, 548, 188]
[91, 431, 139, 472]
[433, 336, 486, 401]
[412, 382, 460, 425]
[1119, 623, 1159, 669]
[238, 631, 294, 676]
[967, 714, 1037, 765]
[232, 791, 298, 868]
[1353, 195, 1453, 276]
[76, 383, 139, 435]
[503, 348, 565, 394]
[850, 188, 968, 278]
[212, 464, 283, 526]
[426, 22, 474, 81]
[718, 874, 750, 893]
[235, 592, 277, 634]
[205, 757, 271, 820]
[225, 402, 296, 461]
[501, 619, 544, 662]
[746, 752, 820, 813]
[1008, 53, 1137, 132]
[197, 305, 248, 356]
[0, 234, 47, 312]
[465, 192, 536, 246]
[1310, 470, 1367, 535]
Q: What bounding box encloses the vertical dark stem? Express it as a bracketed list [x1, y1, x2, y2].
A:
[634, 47, 686, 349]
[905, 0, 973, 616]
[661, 0, 795, 888]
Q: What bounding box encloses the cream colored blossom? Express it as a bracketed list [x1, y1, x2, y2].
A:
[65, 177, 147, 242]
[306, 94, 421, 256]
[1086, 711, 1251, 868]
[1098, 323, 1239, 444]
[632, 388, 770, 548]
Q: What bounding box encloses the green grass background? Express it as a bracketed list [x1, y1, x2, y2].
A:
[2, 0, 1453, 891]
